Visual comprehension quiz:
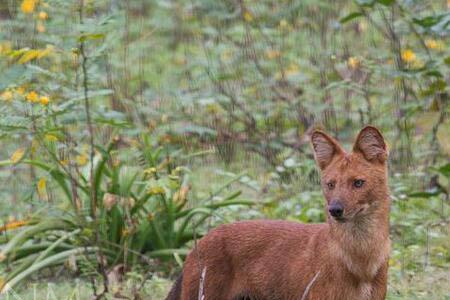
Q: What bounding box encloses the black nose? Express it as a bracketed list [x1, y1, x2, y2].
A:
[329, 202, 344, 218]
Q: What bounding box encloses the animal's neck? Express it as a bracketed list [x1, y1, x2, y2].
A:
[329, 202, 390, 280]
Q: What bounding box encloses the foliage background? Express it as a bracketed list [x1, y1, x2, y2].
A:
[0, 0, 449, 299]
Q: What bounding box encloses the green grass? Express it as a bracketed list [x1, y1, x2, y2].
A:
[9, 277, 172, 300]
[9, 267, 449, 300]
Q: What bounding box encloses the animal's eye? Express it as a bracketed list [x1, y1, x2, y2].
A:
[353, 179, 365, 188]
[327, 182, 335, 189]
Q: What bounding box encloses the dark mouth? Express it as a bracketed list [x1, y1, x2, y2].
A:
[355, 207, 365, 216]
[332, 215, 346, 223]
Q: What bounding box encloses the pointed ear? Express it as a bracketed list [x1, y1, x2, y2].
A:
[311, 130, 344, 170]
[353, 126, 387, 163]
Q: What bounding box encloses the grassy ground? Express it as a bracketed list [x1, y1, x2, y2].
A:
[10, 277, 171, 300]
[10, 268, 449, 300]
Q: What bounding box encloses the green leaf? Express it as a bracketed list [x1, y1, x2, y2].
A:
[444, 56, 450, 66]
[2, 247, 98, 293]
[438, 163, 450, 177]
[78, 33, 105, 42]
[33, 229, 81, 265]
[408, 190, 441, 198]
[376, 0, 395, 6]
[412, 16, 442, 28]
[423, 70, 443, 78]
[148, 248, 190, 258]
[340, 12, 364, 24]
[0, 219, 71, 260]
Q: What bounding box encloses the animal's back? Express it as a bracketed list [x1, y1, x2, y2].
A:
[181, 220, 328, 300]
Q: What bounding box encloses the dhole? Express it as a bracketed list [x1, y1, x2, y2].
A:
[166, 126, 390, 300]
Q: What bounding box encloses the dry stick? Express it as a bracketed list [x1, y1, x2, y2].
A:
[424, 224, 429, 269]
[78, 1, 97, 218]
[192, 218, 205, 298]
[78, 1, 108, 298]
[300, 271, 321, 300]
[100, 239, 156, 293]
[429, 95, 447, 166]
[197, 267, 207, 300]
[123, 0, 130, 100]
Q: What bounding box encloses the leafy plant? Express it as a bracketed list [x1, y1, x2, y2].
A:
[0, 136, 252, 293]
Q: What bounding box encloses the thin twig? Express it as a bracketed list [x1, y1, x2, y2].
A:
[79, 1, 108, 299]
[197, 267, 207, 300]
[78, 0, 97, 218]
[300, 271, 321, 300]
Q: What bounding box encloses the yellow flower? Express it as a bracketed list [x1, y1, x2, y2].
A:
[0, 220, 29, 233]
[26, 91, 39, 102]
[348, 57, 360, 69]
[279, 19, 288, 28]
[401, 49, 416, 63]
[40, 95, 49, 105]
[265, 49, 281, 59]
[38, 11, 48, 20]
[425, 39, 445, 51]
[243, 10, 253, 22]
[144, 167, 157, 176]
[37, 177, 46, 197]
[173, 186, 189, 206]
[1, 90, 13, 101]
[10, 148, 26, 163]
[285, 63, 300, 77]
[148, 186, 166, 196]
[206, 103, 221, 114]
[76, 153, 88, 166]
[0, 42, 12, 55]
[44, 134, 58, 142]
[37, 22, 46, 33]
[425, 39, 438, 49]
[21, 0, 36, 14]
[16, 86, 25, 96]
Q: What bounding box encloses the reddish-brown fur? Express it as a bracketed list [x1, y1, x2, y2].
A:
[166, 126, 390, 300]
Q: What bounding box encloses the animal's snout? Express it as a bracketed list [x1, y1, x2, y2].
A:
[328, 201, 344, 218]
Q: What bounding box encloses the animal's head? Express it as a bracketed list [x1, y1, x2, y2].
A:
[311, 126, 389, 224]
